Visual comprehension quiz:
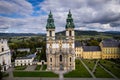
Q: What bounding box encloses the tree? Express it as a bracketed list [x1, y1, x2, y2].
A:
[11, 51, 16, 62]
[87, 40, 99, 46]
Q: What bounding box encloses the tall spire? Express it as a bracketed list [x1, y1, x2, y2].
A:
[46, 11, 55, 29]
[66, 10, 75, 29]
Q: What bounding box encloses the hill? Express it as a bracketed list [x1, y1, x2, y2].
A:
[56, 30, 120, 36]
[0, 33, 45, 38]
[56, 30, 99, 36]
[0, 30, 119, 38]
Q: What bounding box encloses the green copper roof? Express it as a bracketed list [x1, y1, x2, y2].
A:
[46, 11, 55, 29]
[66, 10, 75, 29]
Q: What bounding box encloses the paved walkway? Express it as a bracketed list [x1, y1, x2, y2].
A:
[107, 60, 120, 66]
[40, 65, 43, 71]
[59, 71, 64, 80]
[54, 71, 68, 80]
[92, 59, 99, 73]
[64, 78, 119, 80]
[79, 58, 96, 78]
[4, 67, 14, 80]
[98, 64, 118, 79]
[25, 65, 36, 71]
[3, 77, 119, 80]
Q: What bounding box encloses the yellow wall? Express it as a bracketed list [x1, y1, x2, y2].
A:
[75, 47, 82, 58]
[75, 43, 120, 59]
[101, 47, 120, 59]
[82, 51, 101, 59]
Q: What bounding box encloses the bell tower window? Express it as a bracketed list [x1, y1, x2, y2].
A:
[60, 55, 62, 62]
[69, 30, 72, 36]
[50, 31, 52, 37]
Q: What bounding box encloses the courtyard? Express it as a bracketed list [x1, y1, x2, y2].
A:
[3, 58, 120, 80]
[64, 59, 120, 79]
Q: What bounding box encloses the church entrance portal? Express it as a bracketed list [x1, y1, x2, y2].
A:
[60, 64, 64, 70]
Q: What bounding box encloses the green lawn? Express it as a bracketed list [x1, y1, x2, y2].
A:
[35, 65, 41, 70]
[13, 71, 58, 77]
[15, 66, 27, 70]
[64, 59, 92, 78]
[42, 65, 47, 70]
[2, 72, 9, 77]
[94, 65, 113, 78]
[82, 59, 96, 71]
[100, 60, 120, 78]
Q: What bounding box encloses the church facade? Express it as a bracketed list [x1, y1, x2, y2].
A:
[46, 11, 75, 71]
[0, 39, 11, 72]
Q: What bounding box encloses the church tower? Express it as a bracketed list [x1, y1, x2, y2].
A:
[66, 10, 75, 40]
[46, 11, 55, 41]
[46, 10, 75, 71]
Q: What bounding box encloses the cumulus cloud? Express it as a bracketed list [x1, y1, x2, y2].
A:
[0, 16, 47, 33]
[40, 0, 120, 32]
[0, 0, 33, 16]
[0, 0, 120, 33]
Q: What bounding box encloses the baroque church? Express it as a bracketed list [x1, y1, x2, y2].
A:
[0, 39, 11, 72]
[46, 10, 75, 71]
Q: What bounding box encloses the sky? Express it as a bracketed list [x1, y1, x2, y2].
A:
[0, 0, 120, 33]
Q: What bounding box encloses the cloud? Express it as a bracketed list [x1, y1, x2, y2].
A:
[0, 0, 120, 33]
[39, 0, 120, 31]
[0, 0, 33, 16]
[0, 15, 47, 33]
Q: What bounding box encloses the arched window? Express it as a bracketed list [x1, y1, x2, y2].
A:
[50, 31, 52, 37]
[2, 47, 4, 52]
[69, 30, 72, 36]
[60, 55, 62, 62]
[50, 58, 52, 62]
[70, 57, 72, 62]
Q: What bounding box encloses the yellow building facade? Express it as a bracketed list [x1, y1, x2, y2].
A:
[100, 40, 120, 59]
[75, 40, 120, 59]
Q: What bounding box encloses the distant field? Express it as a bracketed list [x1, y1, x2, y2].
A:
[75, 35, 112, 41]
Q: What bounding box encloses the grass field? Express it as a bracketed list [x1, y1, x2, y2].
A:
[35, 65, 41, 70]
[15, 66, 27, 70]
[42, 65, 47, 70]
[82, 59, 96, 71]
[94, 65, 113, 78]
[13, 71, 58, 77]
[82, 59, 113, 78]
[64, 59, 92, 78]
[75, 35, 112, 41]
[2, 72, 9, 77]
[100, 60, 120, 78]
